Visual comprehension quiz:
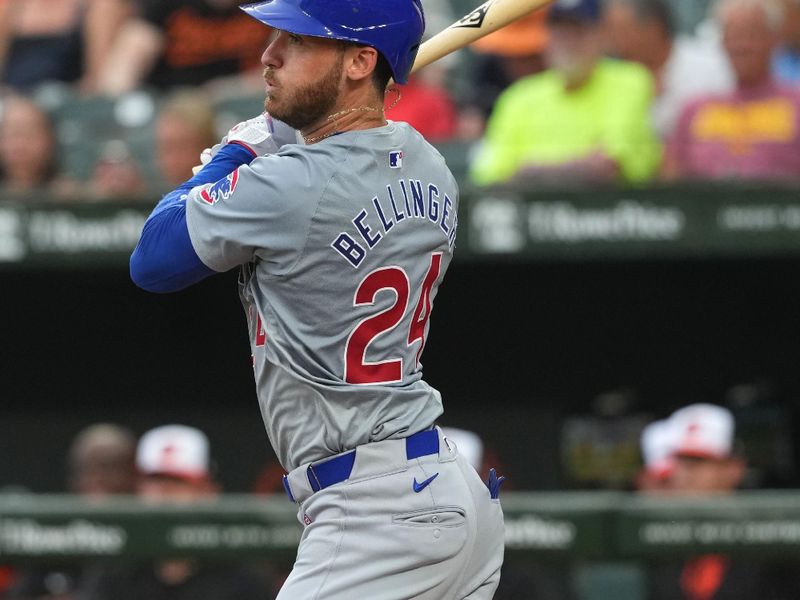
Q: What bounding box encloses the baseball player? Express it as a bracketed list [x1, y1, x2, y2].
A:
[129, 0, 505, 597]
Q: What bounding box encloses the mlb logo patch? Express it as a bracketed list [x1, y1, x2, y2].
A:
[389, 150, 403, 169]
[200, 169, 239, 205]
[303, 513, 313, 526]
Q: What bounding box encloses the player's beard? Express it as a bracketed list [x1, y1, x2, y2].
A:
[263, 54, 343, 131]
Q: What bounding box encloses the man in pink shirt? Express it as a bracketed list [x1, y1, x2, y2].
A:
[663, 0, 800, 181]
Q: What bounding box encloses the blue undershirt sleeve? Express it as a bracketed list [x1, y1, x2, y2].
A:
[130, 144, 255, 293]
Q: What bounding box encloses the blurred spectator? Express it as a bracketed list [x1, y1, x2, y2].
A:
[88, 139, 147, 199]
[469, 0, 661, 187]
[663, 0, 800, 182]
[98, 0, 270, 96]
[67, 423, 137, 498]
[85, 424, 268, 600]
[385, 68, 458, 141]
[0, 0, 132, 92]
[0, 94, 61, 194]
[604, 0, 734, 139]
[635, 419, 676, 494]
[648, 404, 764, 600]
[773, 0, 800, 86]
[464, 8, 551, 136]
[6, 424, 136, 600]
[156, 91, 218, 188]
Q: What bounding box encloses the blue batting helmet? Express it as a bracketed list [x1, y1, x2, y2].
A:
[240, 0, 425, 84]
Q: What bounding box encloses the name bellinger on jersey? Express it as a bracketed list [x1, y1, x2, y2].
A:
[331, 174, 459, 268]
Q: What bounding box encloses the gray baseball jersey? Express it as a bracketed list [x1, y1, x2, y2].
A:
[185, 122, 458, 470]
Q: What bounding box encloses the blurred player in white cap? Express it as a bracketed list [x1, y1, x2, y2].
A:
[667, 403, 744, 495]
[85, 424, 267, 600]
[635, 419, 676, 494]
[651, 403, 800, 600]
[649, 404, 750, 600]
[136, 424, 218, 501]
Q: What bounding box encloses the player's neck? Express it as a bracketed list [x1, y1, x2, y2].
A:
[301, 87, 387, 144]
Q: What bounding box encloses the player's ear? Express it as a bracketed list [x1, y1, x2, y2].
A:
[344, 45, 379, 83]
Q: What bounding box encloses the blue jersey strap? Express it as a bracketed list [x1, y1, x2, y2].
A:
[130, 144, 254, 293]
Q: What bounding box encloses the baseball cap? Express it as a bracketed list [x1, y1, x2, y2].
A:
[548, 0, 601, 23]
[136, 425, 210, 481]
[640, 420, 676, 479]
[471, 8, 550, 57]
[668, 403, 735, 460]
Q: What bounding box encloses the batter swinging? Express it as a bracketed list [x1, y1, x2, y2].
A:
[130, 1, 505, 597]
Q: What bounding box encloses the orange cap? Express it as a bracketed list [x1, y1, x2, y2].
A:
[471, 7, 550, 57]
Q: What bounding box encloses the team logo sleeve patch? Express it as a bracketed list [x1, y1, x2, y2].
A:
[200, 169, 240, 205]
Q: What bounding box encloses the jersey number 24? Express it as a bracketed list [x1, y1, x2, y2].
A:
[345, 252, 442, 385]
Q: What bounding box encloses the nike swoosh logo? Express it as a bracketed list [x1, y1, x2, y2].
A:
[413, 473, 439, 493]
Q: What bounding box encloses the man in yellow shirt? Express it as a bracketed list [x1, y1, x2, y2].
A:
[470, 0, 661, 186]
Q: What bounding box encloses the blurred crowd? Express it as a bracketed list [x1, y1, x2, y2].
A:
[1, 423, 282, 600]
[2, 0, 800, 200]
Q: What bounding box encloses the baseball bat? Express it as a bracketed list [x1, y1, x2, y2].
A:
[408, 0, 554, 77]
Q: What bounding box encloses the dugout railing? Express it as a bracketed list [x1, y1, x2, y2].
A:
[3, 491, 800, 561]
[3, 491, 800, 600]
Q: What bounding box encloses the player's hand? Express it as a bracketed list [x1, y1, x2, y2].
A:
[198, 143, 223, 171]
[224, 113, 281, 157]
[193, 113, 301, 174]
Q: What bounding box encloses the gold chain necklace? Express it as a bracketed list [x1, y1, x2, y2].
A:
[303, 106, 383, 144]
[302, 88, 402, 145]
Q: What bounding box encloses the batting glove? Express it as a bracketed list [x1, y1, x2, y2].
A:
[224, 113, 279, 157]
[196, 114, 301, 173]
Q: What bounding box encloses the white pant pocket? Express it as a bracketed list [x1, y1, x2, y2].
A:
[392, 505, 467, 528]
